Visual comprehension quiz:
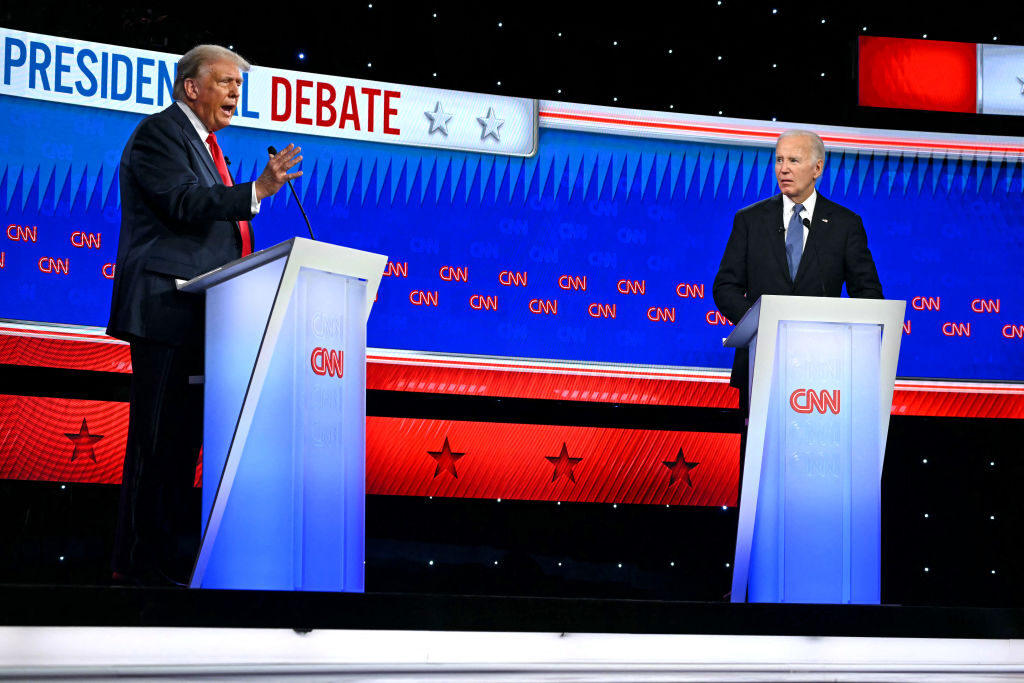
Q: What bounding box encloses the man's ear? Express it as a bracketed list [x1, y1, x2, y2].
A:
[182, 78, 198, 101]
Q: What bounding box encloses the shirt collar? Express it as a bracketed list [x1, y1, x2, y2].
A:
[783, 189, 817, 219]
[176, 100, 211, 141]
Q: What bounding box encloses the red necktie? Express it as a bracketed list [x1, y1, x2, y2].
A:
[206, 132, 253, 256]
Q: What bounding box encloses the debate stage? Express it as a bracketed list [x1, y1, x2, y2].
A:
[4, 584, 1024, 681]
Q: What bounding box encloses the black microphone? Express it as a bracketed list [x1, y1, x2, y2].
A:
[268, 146, 315, 241]
[802, 217, 826, 297]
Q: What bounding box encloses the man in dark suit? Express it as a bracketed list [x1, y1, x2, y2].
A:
[107, 44, 302, 585]
[713, 129, 884, 408]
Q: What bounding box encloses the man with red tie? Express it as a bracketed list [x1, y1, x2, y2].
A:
[107, 44, 301, 585]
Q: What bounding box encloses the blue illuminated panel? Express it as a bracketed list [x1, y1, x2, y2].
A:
[749, 321, 881, 604]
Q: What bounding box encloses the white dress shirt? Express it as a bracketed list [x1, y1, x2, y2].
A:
[781, 190, 816, 249]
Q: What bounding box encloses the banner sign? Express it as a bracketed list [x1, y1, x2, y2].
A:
[0, 27, 537, 156]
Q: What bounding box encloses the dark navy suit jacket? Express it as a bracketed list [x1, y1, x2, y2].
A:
[712, 192, 884, 389]
[107, 104, 253, 346]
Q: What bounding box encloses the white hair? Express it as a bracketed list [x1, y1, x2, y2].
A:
[777, 129, 826, 164]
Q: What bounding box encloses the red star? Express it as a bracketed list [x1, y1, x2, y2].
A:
[65, 418, 104, 463]
[662, 448, 699, 487]
[546, 442, 582, 483]
[427, 436, 465, 478]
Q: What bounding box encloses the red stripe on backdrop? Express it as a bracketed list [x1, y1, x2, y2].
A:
[858, 36, 977, 114]
[0, 395, 128, 483]
[0, 334, 131, 373]
[367, 360, 738, 407]
[366, 417, 739, 506]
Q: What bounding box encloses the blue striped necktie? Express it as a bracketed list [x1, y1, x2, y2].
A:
[786, 203, 804, 280]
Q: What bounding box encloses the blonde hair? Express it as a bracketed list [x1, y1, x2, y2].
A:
[172, 45, 250, 101]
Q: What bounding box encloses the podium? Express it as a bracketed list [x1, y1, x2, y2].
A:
[179, 238, 387, 591]
[725, 295, 905, 604]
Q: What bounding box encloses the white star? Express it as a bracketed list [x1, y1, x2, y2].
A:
[425, 101, 453, 136]
[1018, 76, 1024, 94]
[477, 107, 504, 141]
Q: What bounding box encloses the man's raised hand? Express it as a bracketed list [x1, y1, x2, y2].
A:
[254, 144, 302, 200]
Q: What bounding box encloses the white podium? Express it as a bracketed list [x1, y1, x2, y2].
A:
[726, 295, 905, 604]
[179, 237, 386, 591]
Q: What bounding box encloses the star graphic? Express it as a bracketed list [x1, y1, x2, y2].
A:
[65, 418, 103, 463]
[546, 442, 583, 483]
[427, 436, 466, 478]
[425, 101, 453, 136]
[476, 107, 504, 141]
[662, 448, 699, 487]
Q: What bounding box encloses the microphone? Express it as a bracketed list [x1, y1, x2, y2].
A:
[268, 146, 315, 241]
[802, 217, 826, 297]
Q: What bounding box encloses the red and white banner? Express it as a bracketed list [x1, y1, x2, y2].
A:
[859, 36, 1024, 117]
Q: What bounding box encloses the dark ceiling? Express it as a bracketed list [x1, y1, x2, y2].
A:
[3, 2, 1021, 136]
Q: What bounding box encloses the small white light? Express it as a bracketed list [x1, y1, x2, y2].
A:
[613, 504, 618, 508]
[863, 26, 867, 31]
[60, 485, 66, 490]
[725, 562, 731, 568]
[298, 53, 305, 60]
[772, 63, 777, 68]
[772, 8, 777, 13]
[772, 117, 777, 121]
[433, 72, 437, 77]
[557, 501, 561, 505]
[718, 110, 723, 114]
[497, 498, 502, 502]
[722, 506, 728, 511]
[717, 55, 722, 60]
[558, 562, 563, 566]
[494, 561, 499, 566]
[924, 567, 930, 572]
[668, 49, 673, 54]
[993, 36, 998, 41]
[617, 563, 623, 568]
[498, 22, 503, 27]
[991, 515, 996, 520]
[59, 556, 64, 561]
[428, 560, 434, 565]
[820, 72, 825, 77]
[228, 45, 233, 50]
[717, 1, 721, 5]
[922, 458, 928, 464]
[923, 34, 927, 38]
[557, 89, 562, 94]
[669, 105, 674, 109]
[367, 62, 372, 68]
[558, 32, 562, 37]
[821, 18, 826, 23]
[670, 562, 675, 566]
[992, 569, 997, 574]
[613, 97, 618, 102]
[924, 513, 929, 518]
[496, 81, 501, 86]
[613, 41, 618, 46]
[433, 13, 437, 17]
[990, 461, 996, 466]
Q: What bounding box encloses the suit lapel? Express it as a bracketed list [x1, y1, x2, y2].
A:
[795, 193, 829, 284]
[765, 194, 790, 280]
[166, 104, 220, 183]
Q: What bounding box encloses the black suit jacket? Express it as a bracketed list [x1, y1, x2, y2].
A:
[712, 192, 884, 389]
[107, 104, 254, 346]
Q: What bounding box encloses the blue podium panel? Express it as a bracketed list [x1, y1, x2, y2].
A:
[748, 321, 881, 604]
[198, 263, 366, 592]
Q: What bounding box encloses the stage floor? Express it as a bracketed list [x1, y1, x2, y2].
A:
[3, 585, 1024, 681]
